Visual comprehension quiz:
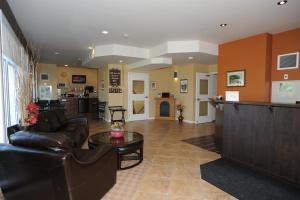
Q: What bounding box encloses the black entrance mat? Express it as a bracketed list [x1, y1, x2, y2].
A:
[200, 159, 300, 200]
[182, 135, 220, 153]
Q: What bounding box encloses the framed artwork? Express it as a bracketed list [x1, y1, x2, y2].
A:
[180, 79, 188, 93]
[39, 85, 52, 100]
[227, 70, 245, 87]
[277, 52, 299, 70]
[109, 68, 122, 93]
[40, 73, 49, 81]
[57, 83, 66, 89]
[151, 81, 157, 90]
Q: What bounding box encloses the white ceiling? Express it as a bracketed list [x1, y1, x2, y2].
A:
[7, 0, 300, 66]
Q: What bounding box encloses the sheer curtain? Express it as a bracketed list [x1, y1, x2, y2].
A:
[0, 11, 31, 143]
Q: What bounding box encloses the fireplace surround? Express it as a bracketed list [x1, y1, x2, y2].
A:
[155, 97, 175, 120]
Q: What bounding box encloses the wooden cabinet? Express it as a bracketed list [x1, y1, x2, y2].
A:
[221, 102, 300, 186]
[62, 97, 98, 117]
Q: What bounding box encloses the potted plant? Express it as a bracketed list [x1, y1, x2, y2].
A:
[176, 104, 184, 122]
[110, 122, 124, 138]
[24, 102, 39, 130]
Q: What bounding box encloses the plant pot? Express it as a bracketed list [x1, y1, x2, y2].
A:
[110, 129, 124, 138]
[178, 115, 184, 122]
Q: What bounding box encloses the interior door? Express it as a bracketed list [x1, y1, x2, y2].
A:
[128, 72, 149, 121]
[195, 73, 216, 123]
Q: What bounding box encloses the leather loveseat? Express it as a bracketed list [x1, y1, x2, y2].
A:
[0, 110, 117, 200]
[7, 109, 89, 147]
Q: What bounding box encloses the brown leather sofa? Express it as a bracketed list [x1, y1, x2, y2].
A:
[0, 110, 117, 200]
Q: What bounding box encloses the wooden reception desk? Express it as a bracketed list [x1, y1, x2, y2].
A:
[215, 101, 300, 186]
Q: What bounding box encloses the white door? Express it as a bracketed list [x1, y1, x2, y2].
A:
[128, 72, 149, 121]
[195, 73, 217, 123]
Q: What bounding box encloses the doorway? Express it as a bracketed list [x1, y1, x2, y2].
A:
[128, 72, 149, 121]
[195, 73, 217, 123]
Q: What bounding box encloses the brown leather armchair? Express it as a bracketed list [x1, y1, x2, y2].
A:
[0, 131, 117, 200]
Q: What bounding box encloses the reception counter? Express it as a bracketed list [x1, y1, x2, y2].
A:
[61, 97, 98, 116]
[215, 101, 300, 186]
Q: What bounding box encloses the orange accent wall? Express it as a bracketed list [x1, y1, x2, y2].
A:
[218, 33, 272, 102]
[271, 28, 300, 81]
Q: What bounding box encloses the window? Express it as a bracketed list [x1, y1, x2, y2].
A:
[1, 56, 20, 142]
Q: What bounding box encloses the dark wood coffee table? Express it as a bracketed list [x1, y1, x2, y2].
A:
[88, 131, 143, 170]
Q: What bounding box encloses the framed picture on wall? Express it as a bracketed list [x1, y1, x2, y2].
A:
[151, 81, 157, 90]
[180, 79, 188, 93]
[57, 83, 66, 89]
[277, 52, 299, 70]
[39, 85, 52, 100]
[40, 73, 49, 81]
[227, 70, 245, 87]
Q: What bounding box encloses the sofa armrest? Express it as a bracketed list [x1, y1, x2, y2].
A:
[70, 145, 114, 165]
[63, 145, 117, 200]
[9, 131, 74, 151]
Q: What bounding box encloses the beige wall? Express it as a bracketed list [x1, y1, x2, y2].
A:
[37, 63, 98, 99]
[148, 63, 217, 122]
[57, 66, 98, 94]
[98, 64, 128, 120]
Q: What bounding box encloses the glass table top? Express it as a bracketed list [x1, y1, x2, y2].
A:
[88, 131, 143, 147]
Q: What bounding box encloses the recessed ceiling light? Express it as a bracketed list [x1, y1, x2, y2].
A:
[188, 56, 194, 60]
[119, 60, 123, 63]
[64, 64, 68, 67]
[277, 0, 287, 5]
[54, 52, 60, 55]
[220, 23, 227, 27]
[101, 30, 109, 35]
[88, 46, 93, 50]
[123, 33, 129, 38]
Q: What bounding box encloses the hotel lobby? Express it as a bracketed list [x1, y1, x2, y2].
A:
[0, 0, 300, 200]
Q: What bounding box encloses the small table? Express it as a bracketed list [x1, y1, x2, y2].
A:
[108, 106, 126, 124]
[88, 131, 143, 170]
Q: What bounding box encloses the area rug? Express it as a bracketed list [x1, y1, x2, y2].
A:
[182, 135, 220, 153]
[200, 159, 300, 200]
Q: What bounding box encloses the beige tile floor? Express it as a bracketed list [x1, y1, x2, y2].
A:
[0, 120, 236, 200]
[87, 120, 236, 200]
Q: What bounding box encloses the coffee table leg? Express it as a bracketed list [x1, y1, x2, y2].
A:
[140, 147, 143, 161]
[117, 152, 122, 170]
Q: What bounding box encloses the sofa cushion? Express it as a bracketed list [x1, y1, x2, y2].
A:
[10, 131, 73, 151]
[54, 109, 67, 125]
[36, 110, 61, 132]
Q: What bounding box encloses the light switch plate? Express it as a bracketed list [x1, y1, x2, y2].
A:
[284, 74, 289, 80]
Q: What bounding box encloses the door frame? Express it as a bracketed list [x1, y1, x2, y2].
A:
[128, 72, 150, 121]
[194, 72, 217, 123]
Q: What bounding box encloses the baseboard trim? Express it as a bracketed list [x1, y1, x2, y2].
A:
[183, 120, 196, 124]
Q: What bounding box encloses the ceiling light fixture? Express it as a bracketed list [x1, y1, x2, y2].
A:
[54, 52, 60, 55]
[220, 23, 227, 27]
[101, 30, 109, 35]
[123, 33, 129, 38]
[188, 56, 194, 60]
[119, 60, 123, 63]
[277, 0, 287, 5]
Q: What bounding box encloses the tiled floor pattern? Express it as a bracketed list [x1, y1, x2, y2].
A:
[0, 120, 236, 200]
[87, 120, 236, 200]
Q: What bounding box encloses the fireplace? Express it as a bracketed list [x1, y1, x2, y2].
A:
[155, 97, 175, 120]
[160, 101, 170, 117]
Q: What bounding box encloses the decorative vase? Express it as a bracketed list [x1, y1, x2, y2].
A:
[178, 111, 184, 122]
[110, 129, 124, 138]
